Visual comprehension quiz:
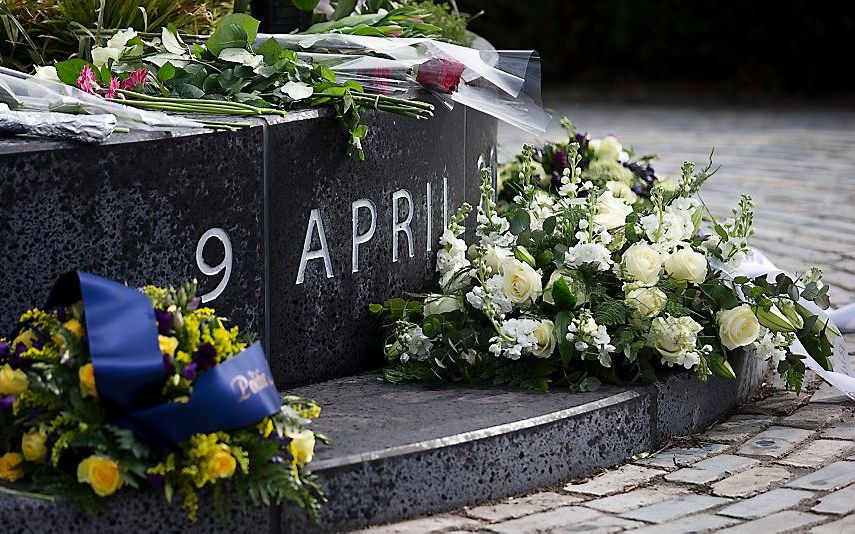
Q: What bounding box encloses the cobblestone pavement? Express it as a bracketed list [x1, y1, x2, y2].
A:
[357, 104, 855, 533]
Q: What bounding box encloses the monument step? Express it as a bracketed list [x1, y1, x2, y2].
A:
[285, 350, 767, 532]
[0, 352, 765, 533]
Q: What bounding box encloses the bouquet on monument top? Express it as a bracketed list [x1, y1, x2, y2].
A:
[35, 14, 434, 157]
[0, 273, 323, 522]
[373, 122, 837, 393]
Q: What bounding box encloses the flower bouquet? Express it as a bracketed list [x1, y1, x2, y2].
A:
[373, 122, 837, 393]
[0, 272, 323, 522]
[34, 14, 434, 156]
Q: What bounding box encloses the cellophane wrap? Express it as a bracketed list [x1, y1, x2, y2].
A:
[0, 67, 204, 132]
[0, 105, 116, 143]
[257, 33, 550, 134]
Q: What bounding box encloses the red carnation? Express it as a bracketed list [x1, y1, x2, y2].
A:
[416, 58, 466, 94]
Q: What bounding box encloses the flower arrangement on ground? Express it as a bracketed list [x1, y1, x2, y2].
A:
[0, 274, 323, 522]
[374, 123, 836, 392]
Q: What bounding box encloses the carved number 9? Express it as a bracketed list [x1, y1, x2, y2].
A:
[196, 228, 232, 303]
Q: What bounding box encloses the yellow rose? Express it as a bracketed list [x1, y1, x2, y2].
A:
[622, 242, 662, 285]
[78, 363, 98, 399]
[530, 320, 556, 358]
[77, 455, 123, 497]
[664, 248, 707, 284]
[501, 259, 543, 305]
[159, 335, 179, 356]
[205, 449, 236, 479]
[717, 304, 761, 350]
[288, 430, 315, 467]
[0, 452, 24, 482]
[21, 431, 47, 463]
[0, 364, 28, 395]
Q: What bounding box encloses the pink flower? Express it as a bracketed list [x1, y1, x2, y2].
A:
[76, 64, 97, 94]
[121, 68, 148, 91]
[104, 77, 120, 99]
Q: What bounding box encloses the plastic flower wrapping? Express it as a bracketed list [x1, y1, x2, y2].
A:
[374, 120, 840, 393]
[0, 275, 323, 522]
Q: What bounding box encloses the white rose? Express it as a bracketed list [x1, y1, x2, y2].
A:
[482, 245, 513, 276]
[590, 135, 622, 161]
[91, 46, 122, 68]
[501, 259, 543, 305]
[626, 287, 667, 318]
[33, 66, 60, 83]
[622, 242, 662, 285]
[716, 304, 761, 350]
[664, 247, 707, 283]
[107, 28, 138, 49]
[423, 295, 462, 316]
[531, 320, 556, 358]
[595, 190, 633, 230]
[648, 315, 702, 362]
[606, 180, 638, 204]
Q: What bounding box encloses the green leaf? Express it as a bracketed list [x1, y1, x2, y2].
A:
[593, 298, 630, 326]
[368, 303, 383, 314]
[714, 224, 728, 242]
[509, 209, 530, 235]
[542, 216, 557, 235]
[733, 276, 749, 284]
[706, 352, 736, 379]
[156, 62, 175, 82]
[54, 59, 88, 85]
[552, 277, 578, 311]
[554, 311, 574, 366]
[255, 37, 283, 64]
[207, 14, 259, 57]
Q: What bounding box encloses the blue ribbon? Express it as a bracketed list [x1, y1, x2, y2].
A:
[45, 271, 280, 445]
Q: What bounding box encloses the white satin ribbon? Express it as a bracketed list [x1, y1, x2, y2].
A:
[728, 250, 855, 402]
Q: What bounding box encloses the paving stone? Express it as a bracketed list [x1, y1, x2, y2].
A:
[736, 426, 815, 458]
[717, 488, 816, 519]
[563, 464, 666, 496]
[699, 415, 774, 443]
[810, 482, 855, 515]
[634, 443, 729, 470]
[741, 392, 805, 416]
[583, 485, 689, 514]
[810, 384, 852, 404]
[464, 492, 581, 522]
[810, 514, 855, 533]
[485, 506, 642, 533]
[619, 494, 730, 524]
[821, 421, 855, 440]
[717, 510, 825, 534]
[628, 513, 742, 533]
[356, 514, 481, 533]
[778, 439, 855, 468]
[711, 465, 793, 497]
[787, 461, 855, 491]
[665, 454, 760, 485]
[780, 404, 851, 429]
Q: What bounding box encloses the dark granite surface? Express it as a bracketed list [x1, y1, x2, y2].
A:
[0, 98, 495, 388]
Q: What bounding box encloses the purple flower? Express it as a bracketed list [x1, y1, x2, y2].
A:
[575, 132, 590, 149]
[154, 309, 173, 335]
[146, 473, 165, 488]
[187, 297, 201, 312]
[191, 343, 217, 372]
[552, 147, 567, 175]
[162, 354, 175, 376]
[0, 395, 16, 411]
[181, 362, 198, 381]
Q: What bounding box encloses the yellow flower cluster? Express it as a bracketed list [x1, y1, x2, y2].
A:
[78, 363, 98, 399]
[181, 433, 244, 489]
